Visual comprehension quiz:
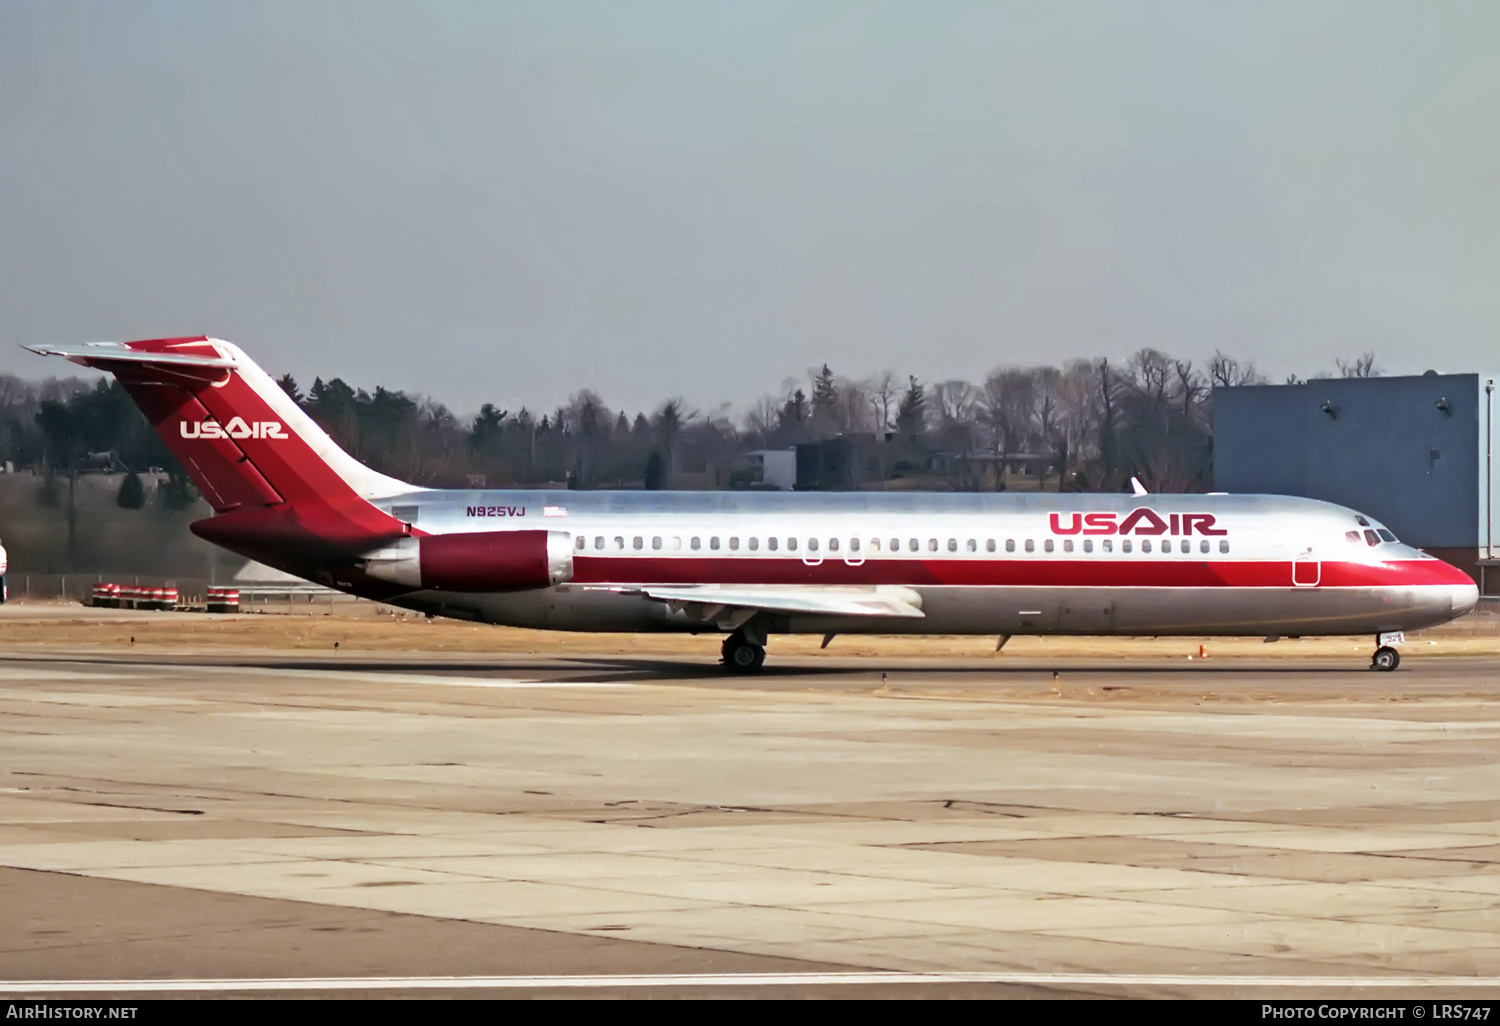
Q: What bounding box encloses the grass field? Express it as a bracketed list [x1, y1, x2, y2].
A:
[3, 599, 1496, 661]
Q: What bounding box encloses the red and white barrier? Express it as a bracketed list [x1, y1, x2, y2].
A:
[206, 586, 240, 613]
[93, 584, 178, 610]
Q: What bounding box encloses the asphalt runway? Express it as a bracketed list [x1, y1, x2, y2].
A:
[3, 641, 1500, 998]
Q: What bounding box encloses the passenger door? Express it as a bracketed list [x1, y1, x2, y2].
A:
[1292, 547, 1320, 587]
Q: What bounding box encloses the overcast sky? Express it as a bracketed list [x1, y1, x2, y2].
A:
[2, 1, 1498, 417]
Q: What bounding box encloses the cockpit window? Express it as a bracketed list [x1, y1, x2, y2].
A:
[1345, 531, 1361, 544]
[1356, 516, 1370, 526]
[1377, 529, 1396, 543]
[1363, 530, 1380, 546]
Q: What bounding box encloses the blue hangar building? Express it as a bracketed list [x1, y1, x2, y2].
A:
[1213, 373, 1500, 595]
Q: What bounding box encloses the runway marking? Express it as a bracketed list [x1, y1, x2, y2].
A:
[307, 672, 628, 690]
[4, 973, 1498, 993]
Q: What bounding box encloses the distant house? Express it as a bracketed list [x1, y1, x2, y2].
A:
[717, 449, 797, 491]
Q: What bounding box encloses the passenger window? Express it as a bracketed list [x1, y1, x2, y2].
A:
[808, 538, 819, 552]
[1142, 540, 1152, 553]
[1219, 540, 1229, 554]
[1006, 539, 1016, 553]
[947, 539, 957, 552]
[909, 539, 919, 552]
[829, 538, 840, 552]
[966, 539, 977, 552]
[1102, 539, 1112, 553]
[594, 536, 605, 550]
[748, 537, 759, 551]
[652, 536, 662, 550]
[869, 538, 880, 552]
[1044, 539, 1055, 553]
[1024, 539, 1035, 553]
[633, 536, 643, 550]
[1199, 540, 1209, 554]
[1179, 540, 1190, 554]
[729, 537, 739, 551]
[1083, 539, 1093, 553]
[691, 537, 701, 550]
[575, 536, 586, 551]
[768, 537, 779, 551]
[1122, 539, 1132, 553]
[1063, 539, 1074, 553]
[614, 536, 625, 550]
[890, 538, 900, 552]
[671, 536, 682, 551]
[986, 539, 995, 553]
[850, 538, 861, 552]
[710, 537, 720, 550]
[928, 539, 938, 552]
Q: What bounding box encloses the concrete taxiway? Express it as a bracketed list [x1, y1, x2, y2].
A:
[2, 613, 1500, 997]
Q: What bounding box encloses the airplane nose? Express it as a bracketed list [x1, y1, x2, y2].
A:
[1435, 559, 1480, 617]
[1450, 581, 1480, 617]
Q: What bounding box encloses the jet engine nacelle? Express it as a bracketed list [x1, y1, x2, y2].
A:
[360, 530, 573, 592]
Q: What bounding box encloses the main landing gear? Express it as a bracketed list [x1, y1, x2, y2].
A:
[721, 630, 767, 674]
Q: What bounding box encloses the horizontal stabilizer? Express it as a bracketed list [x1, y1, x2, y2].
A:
[25, 342, 238, 370]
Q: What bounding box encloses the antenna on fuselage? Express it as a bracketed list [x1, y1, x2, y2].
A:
[1130, 476, 1149, 497]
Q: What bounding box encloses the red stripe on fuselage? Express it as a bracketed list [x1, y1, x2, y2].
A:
[568, 556, 1465, 589]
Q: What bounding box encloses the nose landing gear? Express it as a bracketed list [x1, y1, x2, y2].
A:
[1370, 630, 1404, 671]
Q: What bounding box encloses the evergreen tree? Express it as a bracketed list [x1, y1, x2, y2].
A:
[896, 375, 926, 436]
[470, 403, 506, 451]
[779, 389, 808, 429]
[643, 450, 666, 490]
[116, 471, 146, 510]
[811, 364, 839, 427]
[276, 374, 304, 405]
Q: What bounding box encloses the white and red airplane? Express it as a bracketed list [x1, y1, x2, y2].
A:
[29, 337, 1479, 672]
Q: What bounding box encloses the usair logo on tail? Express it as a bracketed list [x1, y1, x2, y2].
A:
[180, 417, 289, 440]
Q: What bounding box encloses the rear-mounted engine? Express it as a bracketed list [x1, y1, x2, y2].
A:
[360, 530, 573, 592]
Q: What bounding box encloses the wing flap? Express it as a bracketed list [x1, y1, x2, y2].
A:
[628, 584, 925, 620]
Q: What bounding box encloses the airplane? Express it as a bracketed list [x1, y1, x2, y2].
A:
[27, 337, 1480, 673]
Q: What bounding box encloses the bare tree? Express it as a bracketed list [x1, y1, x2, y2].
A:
[1173, 360, 1203, 425]
[981, 368, 1036, 457]
[1336, 352, 1379, 378]
[867, 371, 897, 436]
[835, 376, 871, 434]
[744, 394, 781, 446]
[1209, 350, 1262, 388]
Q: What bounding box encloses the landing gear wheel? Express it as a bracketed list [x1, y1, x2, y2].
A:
[1371, 646, 1400, 672]
[721, 633, 766, 674]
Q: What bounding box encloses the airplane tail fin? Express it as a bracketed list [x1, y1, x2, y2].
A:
[26, 337, 412, 562]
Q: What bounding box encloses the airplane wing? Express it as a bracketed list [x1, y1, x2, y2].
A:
[586, 584, 925, 629]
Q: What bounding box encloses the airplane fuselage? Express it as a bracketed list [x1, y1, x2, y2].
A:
[334, 489, 1476, 639]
